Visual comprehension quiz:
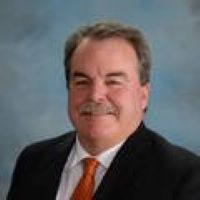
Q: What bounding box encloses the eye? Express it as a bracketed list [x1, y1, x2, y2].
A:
[72, 77, 90, 87]
[75, 80, 89, 85]
[106, 79, 123, 86]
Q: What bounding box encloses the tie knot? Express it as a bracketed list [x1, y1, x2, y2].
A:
[83, 158, 99, 175]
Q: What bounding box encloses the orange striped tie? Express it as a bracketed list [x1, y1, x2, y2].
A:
[70, 158, 99, 200]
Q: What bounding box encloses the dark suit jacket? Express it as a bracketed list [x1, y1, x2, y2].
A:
[7, 123, 200, 200]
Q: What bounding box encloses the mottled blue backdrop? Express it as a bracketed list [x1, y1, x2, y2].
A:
[1, 0, 200, 198]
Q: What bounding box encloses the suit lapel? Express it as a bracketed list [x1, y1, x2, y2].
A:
[33, 133, 76, 199]
[94, 123, 152, 200]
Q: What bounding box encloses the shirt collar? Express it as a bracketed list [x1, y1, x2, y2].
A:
[69, 136, 125, 169]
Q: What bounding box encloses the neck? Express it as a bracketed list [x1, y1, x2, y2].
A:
[77, 132, 130, 156]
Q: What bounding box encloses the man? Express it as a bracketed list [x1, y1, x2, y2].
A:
[7, 21, 200, 200]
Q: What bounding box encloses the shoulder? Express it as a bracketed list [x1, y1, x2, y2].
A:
[15, 131, 75, 170]
[129, 123, 199, 166]
[22, 131, 75, 155]
[145, 127, 200, 183]
[145, 128, 200, 198]
[7, 132, 76, 198]
[146, 127, 199, 166]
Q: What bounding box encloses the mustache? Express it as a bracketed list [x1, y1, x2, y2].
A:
[78, 101, 119, 116]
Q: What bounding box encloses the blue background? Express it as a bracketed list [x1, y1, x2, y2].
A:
[0, 0, 200, 198]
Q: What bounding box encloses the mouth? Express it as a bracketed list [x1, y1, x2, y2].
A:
[80, 112, 114, 117]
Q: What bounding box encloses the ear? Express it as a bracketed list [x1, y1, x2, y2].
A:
[140, 83, 150, 111]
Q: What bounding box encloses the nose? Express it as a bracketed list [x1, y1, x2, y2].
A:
[89, 81, 107, 102]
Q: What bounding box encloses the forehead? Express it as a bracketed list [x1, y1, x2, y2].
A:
[70, 37, 139, 77]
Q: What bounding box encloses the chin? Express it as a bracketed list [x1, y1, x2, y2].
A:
[81, 125, 118, 140]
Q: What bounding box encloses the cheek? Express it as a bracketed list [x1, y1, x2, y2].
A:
[110, 88, 143, 112]
[69, 89, 87, 107]
[108, 90, 134, 112]
[68, 91, 81, 119]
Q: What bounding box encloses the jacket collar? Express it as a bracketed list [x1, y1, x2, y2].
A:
[94, 122, 152, 200]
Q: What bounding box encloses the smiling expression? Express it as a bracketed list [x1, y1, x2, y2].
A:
[68, 37, 150, 154]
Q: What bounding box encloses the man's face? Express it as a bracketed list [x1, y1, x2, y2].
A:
[68, 37, 150, 152]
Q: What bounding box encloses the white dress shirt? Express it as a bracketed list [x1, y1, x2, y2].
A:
[56, 136, 125, 200]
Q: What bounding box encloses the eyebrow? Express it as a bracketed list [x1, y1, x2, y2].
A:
[71, 71, 128, 80]
[71, 72, 90, 79]
[106, 72, 128, 79]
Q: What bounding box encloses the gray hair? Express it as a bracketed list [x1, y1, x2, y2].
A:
[64, 20, 151, 87]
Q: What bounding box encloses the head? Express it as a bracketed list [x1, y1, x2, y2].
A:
[64, 21, 151, 87]
[64, 21, 151, 155]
